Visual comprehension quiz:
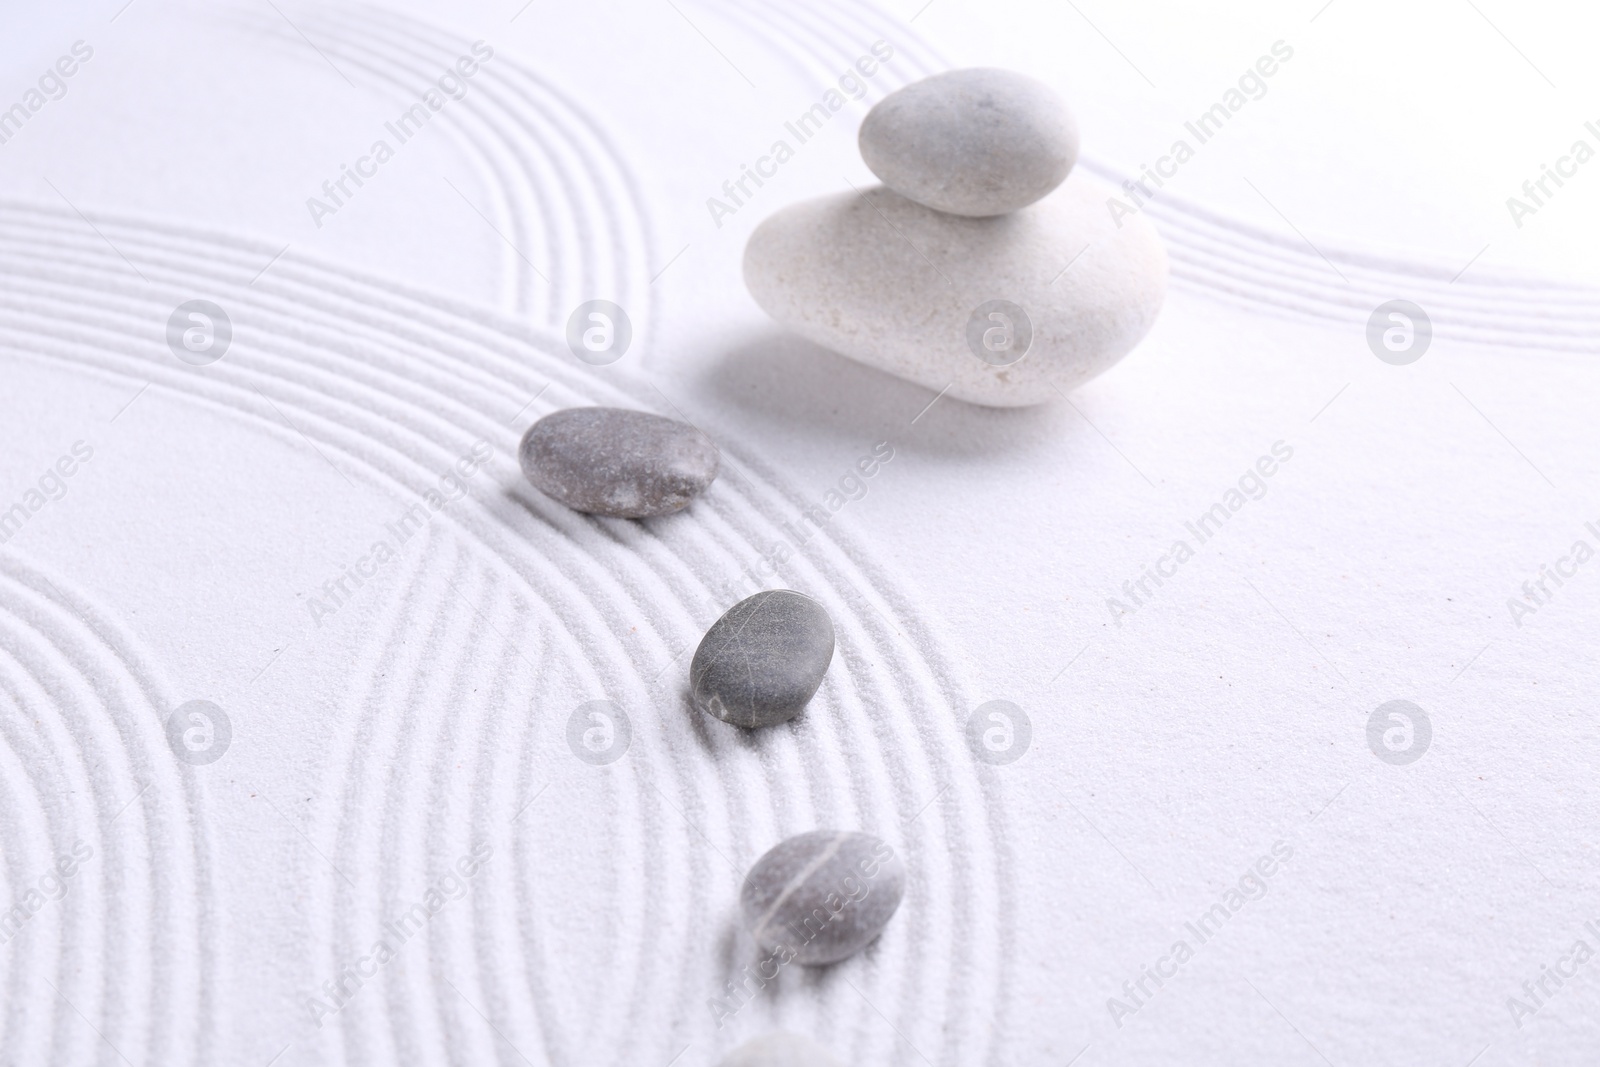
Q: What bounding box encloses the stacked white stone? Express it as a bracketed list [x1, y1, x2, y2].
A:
[745, 68, 1168, 408]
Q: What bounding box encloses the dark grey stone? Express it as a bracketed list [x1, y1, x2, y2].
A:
[741, 830, 906, 965]
[717, 1033, 843, 1067]
[518, 407, 719, 518]
[691, 590, 834, 728]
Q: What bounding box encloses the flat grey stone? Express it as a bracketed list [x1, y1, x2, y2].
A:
[717, 1033, 843, 1067]
[744, 179, 1167, 407]
[691, 590, 833, 728]
[859, 68, 1078, 217]
[741, 830, 905, 965]
[518, 407, 718, 518]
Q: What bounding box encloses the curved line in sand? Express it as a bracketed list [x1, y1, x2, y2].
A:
[0, 203, 1002, 1063]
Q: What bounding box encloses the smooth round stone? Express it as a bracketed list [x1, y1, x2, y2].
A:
[691, 590, 833, 727]
[743, 179, 1167, 407]
[717, 1033, 843, 1067]
[741, 830, 905, 965]
[859, 68, 1078, 217]
[518, 407, 718, 518]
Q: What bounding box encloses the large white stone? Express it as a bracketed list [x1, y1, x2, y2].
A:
[859, 68, 1078, 217]
[742, 179, 1167, 407]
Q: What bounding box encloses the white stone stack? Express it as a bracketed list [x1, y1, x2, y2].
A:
[744, 68, 1168, 408]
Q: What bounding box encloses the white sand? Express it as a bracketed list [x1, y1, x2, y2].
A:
[2, 2, 1598, 1065]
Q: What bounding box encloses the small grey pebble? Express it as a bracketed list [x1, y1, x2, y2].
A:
[518, 407, 718, 518]
[858, 68, 1078, 217]
[717, 1033, 843, 1067]
[691, 590, 834, 728]
[741, 830, 905, 965]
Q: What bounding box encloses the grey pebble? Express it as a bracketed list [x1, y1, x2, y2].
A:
[741, 830, 905, 965]
[518, 407, 718, 518]
[717, 1033, 843, 1067]
[691, 590, 834, 728]
[859, 68, 1078, 217]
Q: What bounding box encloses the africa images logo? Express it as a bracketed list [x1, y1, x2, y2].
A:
[966, 300, 1032, 367]
[166, 300, 232, 365]
[166, 700, 232, 765]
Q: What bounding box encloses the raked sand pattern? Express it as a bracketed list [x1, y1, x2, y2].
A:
[0, 552, 222, 1065]
[7, 2, 1598, 1065]
[219, 2, 660, 334]
[1072, 158, 1600, 350]
[0, 198, 1014, 1065]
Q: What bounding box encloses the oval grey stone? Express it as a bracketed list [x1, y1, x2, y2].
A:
[859, 68, 1078, 217]
[717, 1033, 843, 1067]
[691, 590, 834, 728]
[518, 407, 719, 518]
[741, 830, 906, 965]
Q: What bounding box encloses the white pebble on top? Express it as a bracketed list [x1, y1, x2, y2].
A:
[858, 67, 1079, 217]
